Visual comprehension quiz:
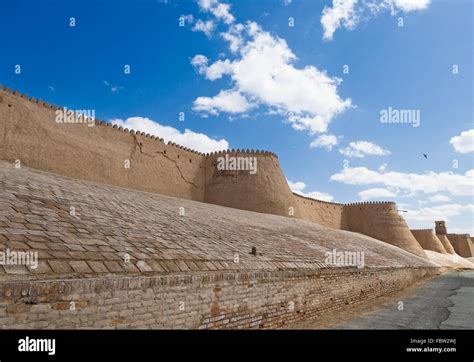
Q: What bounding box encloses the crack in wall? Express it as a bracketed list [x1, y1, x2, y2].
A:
[131, 134, 200, 189]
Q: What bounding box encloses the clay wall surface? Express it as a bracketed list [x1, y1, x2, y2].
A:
[292, 194, 344, 229]
[204, 151, 293, 217]
[410, 229, 447, 254]
[0, 87, 206, 201]
[0, 268, 440, 329]
[446, 234, 474, 258]
[435, 234, 456, 255]
[342, 202, 426, 258]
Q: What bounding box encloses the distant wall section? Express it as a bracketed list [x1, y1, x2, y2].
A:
[342, 202, 426, 258]
[446, 234, 474, 258]
[411, 229, 447, 254]
[292, 194, 344, 229]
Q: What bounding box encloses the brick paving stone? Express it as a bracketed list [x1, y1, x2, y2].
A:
[103, 261, 124, 273]
[48, 260, 74, 274]
[87, 261, 109, 273]
[69, 260, 93, 274]
[27, 260, 53, 274]
[136, 261, 153, 272]
[3, 265, 29, 274]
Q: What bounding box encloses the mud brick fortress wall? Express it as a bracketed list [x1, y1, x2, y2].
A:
[0, 86, 437, 259]
[410, 229, 447, 254]
[0, 268, 440, 329]
[446, 234, 474, 258]
[0, 86, 469, 329]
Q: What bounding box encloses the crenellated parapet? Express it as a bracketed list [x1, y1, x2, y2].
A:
[342, 201, 426, 258]
[345, 201, 396, 207]
[0, 85, 62, 112]
[204, 149, 278, 158]
[292, 192, 344, 207]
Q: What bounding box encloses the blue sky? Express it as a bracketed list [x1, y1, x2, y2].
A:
[0, 0, 472, 233]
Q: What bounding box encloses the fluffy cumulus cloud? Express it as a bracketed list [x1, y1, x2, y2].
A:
[198, 0, 235, 24]
[339, 141, 391, 158]
[192, 19, 215, 37]
[330, 167, 474, 197]
[450, 129, 474, 154]
[358, 187, 396, 200]
[391, 0, 430, 12]
[321, 0, 431, 41]
[287, 180, 334, 202]
[190, 2, 352, 136]
[403, 203, 474, 225]
[310, 134, 340, 151]
[110, 117, 229, 153]
[321, 0, 358, 41]
[193, 89, 254, 115]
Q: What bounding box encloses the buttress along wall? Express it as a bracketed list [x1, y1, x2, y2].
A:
[410, 229, 447, 254]
[0, 86, 431, 258]
[446, 234, 474, 258]
[436, 234, 456, 255]
[342, 203, 426, 258]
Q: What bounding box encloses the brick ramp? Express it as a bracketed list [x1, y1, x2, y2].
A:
[0, 162, 443, 328]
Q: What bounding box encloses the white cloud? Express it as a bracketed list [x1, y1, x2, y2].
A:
[321, 0, 358, 41]
[192, 19, 215, 37]
[192, 21, 352, 135]
[191, 54, 209, 74]
[391, 0, 430, 12]
[193, 89, 254, 115]
[447, 226, 474, 236]
[205, 59, 233, 80]
[310, 134, 340, 151]
[403, 202, 474, 235]
[378, 163, 388, 172]
[450, 129, 474, 154]
[403, 203, 474, 225]
[330, 167, 474, 197]
[305, 191, 335, 202]
[287, 180, 334, 202]
[110, 117, 229, 153]
[339, 141, 391, 158]
[198, 0, 235, 24]
[429, 194, 451, 203]
[359, 188, 397, 200]
[321, 0, 431, 41]
[287, 180, 306, 193]
[221, 23, 245, 53]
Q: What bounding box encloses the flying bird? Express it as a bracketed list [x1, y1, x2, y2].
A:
[423, 153, 428, 159]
